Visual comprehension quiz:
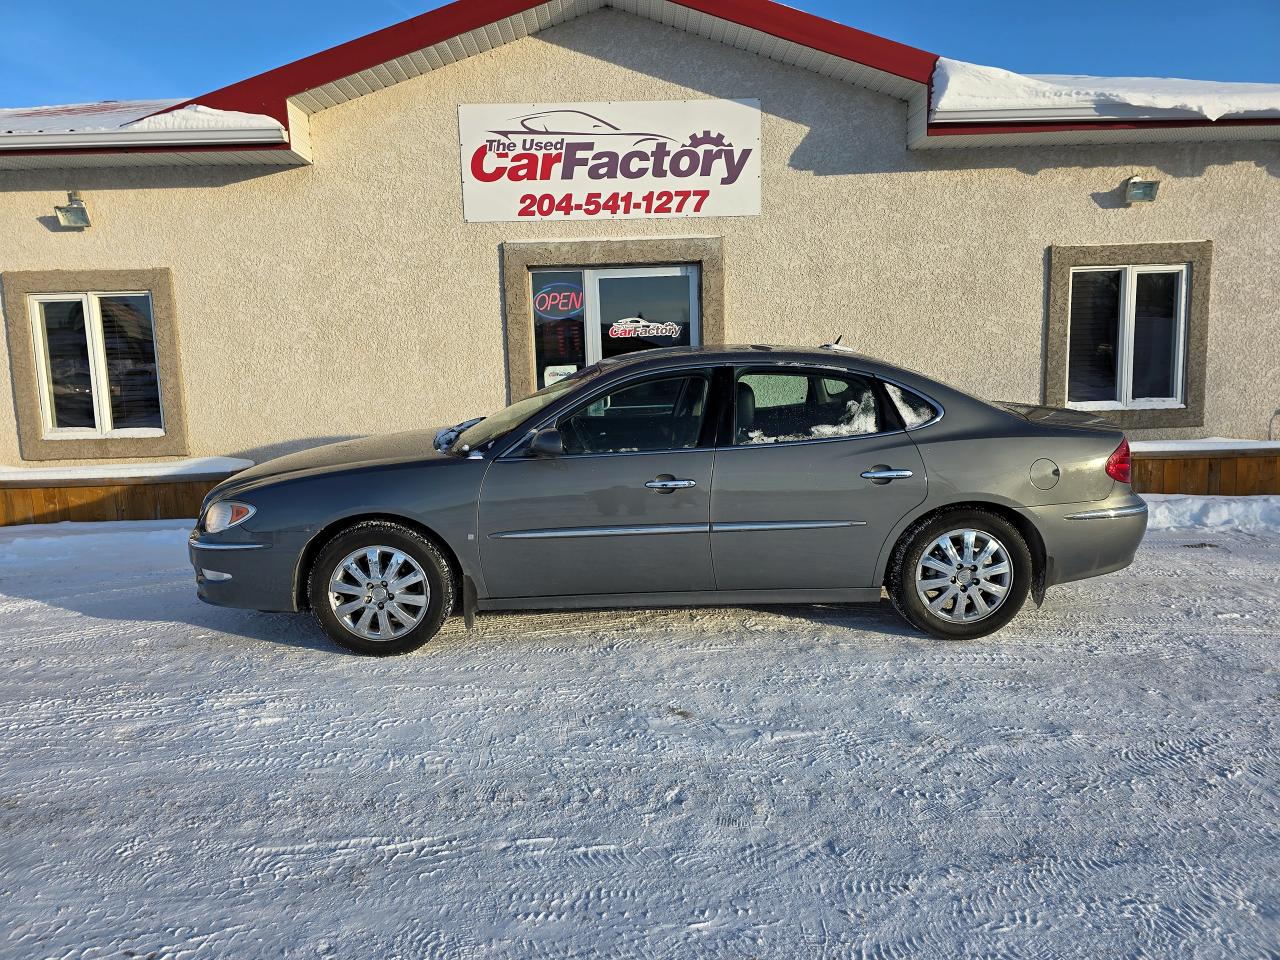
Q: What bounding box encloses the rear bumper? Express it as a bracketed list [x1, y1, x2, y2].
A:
[1027, 491, 1148, 587]
[189, 532, 300, 612]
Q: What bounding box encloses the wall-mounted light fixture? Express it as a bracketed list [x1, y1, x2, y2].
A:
[54, 191, 91, 228]
[1124, 176, 1160, 204]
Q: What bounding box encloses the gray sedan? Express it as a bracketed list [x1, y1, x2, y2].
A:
[190, 345, 1147, 654]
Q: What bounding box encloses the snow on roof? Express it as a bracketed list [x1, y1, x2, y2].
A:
[0, 99, 183, 135]
[0, 100, 284, 137]
[932, 57, 1280, 122]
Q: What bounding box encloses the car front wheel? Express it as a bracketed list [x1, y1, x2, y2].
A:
[307, 521, 455, 655]
[888, 510, 1032, 640]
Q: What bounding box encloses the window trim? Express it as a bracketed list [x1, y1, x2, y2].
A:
[2, 267, 188, 461]
[28, 291, 166, 441]
[1065, 264, 1189, 413]
[1045, 242, 1211, 431]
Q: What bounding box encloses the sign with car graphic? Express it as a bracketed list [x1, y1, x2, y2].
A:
[458, 99, 761, 222]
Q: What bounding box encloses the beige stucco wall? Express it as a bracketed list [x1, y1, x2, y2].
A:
[1, 9, 1278, 467]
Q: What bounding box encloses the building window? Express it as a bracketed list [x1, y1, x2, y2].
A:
[1067, 264, 1188, 411]
[2, 268, 188, 460]
[30, 292, 164, 439]
[502, 237, 725, 401]
[530, 265, 701, 389]
[1046, 242, 1211, 430]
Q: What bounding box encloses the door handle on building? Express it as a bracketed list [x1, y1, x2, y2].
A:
[861, 467, 914, 484]
[645, 477, 697, 492]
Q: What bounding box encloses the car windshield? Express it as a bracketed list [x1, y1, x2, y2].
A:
[452, 365, 603, 453]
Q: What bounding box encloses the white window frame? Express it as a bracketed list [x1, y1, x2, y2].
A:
[1065, 264, 1189, 412]
[28, 291, 165, 441]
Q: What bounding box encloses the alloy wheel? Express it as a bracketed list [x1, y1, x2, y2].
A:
[914, 528, 1013, 623]
[327, 545, 430, 641]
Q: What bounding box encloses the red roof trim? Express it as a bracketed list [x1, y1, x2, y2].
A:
[161, 0, 937, 127]
[0, 142, 295, 160]
[927, 116, 1280, 137]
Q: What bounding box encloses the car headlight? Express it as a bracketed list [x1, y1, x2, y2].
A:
[203, 500, 256, 533]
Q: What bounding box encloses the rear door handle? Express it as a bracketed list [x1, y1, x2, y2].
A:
[645, 477, 697, 491]
[861, 467, 914, 484]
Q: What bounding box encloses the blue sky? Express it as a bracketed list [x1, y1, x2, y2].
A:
[2, 0, 1277, 107]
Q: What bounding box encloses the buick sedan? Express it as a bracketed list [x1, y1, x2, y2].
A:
[190, 345, 1147, 654]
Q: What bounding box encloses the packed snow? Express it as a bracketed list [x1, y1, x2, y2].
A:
[124, 104, 284, 133]
[1146, 494, 1280, 534]
[0, 101, 282, 138]
[0, 99, 182, 135]
[0, 509, 1276, 958]
[0, 457, 253, 484]
[1130, 438, 1280, 453]
[932, 57, 1280, 121]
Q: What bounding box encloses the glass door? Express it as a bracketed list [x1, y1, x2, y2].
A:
[530, 265, 700, 389]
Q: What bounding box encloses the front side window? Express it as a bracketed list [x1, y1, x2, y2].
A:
[30, 292, 163, 439]
[734, 370, 885, 445]
[558, 374, 709, 455]
[1067, 265, 1188, 410]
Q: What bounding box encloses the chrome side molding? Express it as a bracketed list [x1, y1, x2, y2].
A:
[189, 540, 269, 551]
[712, 520, 866, 532]
[489, 523, 709, 540]
[1064, 503, 1149, 521]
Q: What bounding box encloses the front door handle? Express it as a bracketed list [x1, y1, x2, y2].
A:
[645, 477, 697, 492]
[861, 466, 914, 485]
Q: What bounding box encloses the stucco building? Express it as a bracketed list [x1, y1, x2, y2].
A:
[1, 0, 1278, 521]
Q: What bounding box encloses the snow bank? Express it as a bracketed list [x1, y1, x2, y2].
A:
[124, 104, 284, 132]
[1130, 438, 1280, 453]
[0, 456, 252, 483]
[0, 101, 282, 137]
[932, 57, 1280, 121]
[0, 520, 191, 570]
[1145, 494, 1280, 534]
[0, 99, 182, 134]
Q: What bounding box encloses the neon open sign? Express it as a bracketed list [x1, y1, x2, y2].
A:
[533, 282, 584, 320]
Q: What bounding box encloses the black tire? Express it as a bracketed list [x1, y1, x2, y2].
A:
[307, 520, 455, 656]
[887, 509, 1032, 640]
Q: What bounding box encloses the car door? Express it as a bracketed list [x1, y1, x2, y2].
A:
[478, 369, 717, 599]
[710, 366, 928, 590]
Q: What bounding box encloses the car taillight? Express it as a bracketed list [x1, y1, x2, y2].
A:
[1105, 437, 1132, 484]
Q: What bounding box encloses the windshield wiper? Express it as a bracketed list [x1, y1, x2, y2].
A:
[434, 417, 485, 453]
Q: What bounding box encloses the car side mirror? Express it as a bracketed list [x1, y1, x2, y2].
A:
[529, 427, 564, 458]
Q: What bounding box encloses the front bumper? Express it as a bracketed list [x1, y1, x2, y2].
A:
[189, 531, 301, 612]
[1027, 490, 1148, 587]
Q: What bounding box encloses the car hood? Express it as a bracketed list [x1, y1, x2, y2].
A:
[211, 429, 452, 500]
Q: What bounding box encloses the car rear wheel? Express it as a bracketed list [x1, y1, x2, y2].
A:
[307, 521, 454, 655]
[888, 509, 1032, 640]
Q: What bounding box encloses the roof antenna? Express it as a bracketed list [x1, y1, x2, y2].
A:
[833, 334, 843, 345]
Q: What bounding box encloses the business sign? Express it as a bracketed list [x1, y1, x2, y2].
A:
[459, 99, 761, 222]
[532, 282, 584, 319]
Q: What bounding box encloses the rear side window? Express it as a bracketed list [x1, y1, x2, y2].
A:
[884, 382, 940, 429]
[559, 374, 709, 455]
[734, 370, 884, 445]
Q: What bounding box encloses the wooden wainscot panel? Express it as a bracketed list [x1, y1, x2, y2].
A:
[0, 475, 231, 526]
[1132, 449, 1280, 496]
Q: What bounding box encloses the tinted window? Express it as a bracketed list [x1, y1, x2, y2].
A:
[735, 371, 884, 445]
[559, 374, 709, 455]
[1068, 270, 1121, 403]
[885, 382, 939, 429]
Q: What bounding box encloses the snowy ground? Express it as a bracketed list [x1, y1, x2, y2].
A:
[1, 512, 1277, 959]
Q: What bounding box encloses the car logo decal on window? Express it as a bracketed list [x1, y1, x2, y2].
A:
[607, 318, 681, 339]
